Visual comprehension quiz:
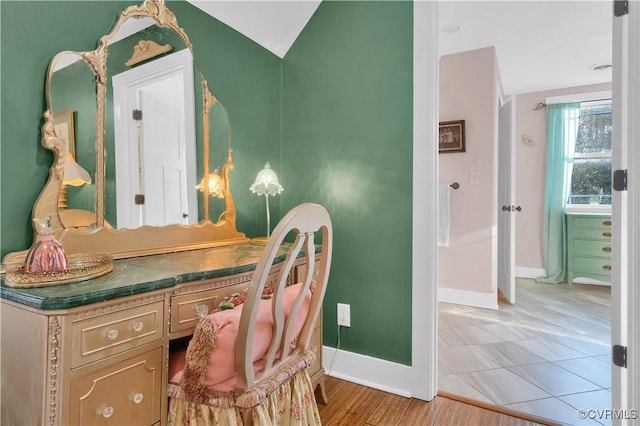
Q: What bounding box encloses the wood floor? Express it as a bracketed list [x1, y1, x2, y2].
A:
[317, 376, 550, 425]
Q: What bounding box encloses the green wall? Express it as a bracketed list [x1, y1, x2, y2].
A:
[282, 1, 414, 364]
[0, 0, 281, 258]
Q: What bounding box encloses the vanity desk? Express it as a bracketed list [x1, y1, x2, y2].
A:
[1, 244, 325, 426]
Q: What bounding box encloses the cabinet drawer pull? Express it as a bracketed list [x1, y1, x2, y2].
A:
[106, 329, 119, 341]
[602, 231, 612, 238]
[98, 405, 114, 418]
[602, 247, 612, 253]
[130, 392, 144, 404]
[194, 304, 209, 318]
[132, 321, 144, 332]
[603, 220, 612, 226]
[603, 265, 612, 271]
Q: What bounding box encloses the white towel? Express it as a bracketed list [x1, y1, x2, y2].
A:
[438, 184, 450, 247]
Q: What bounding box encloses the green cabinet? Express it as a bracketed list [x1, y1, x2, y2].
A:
[566, 213, 612, 288]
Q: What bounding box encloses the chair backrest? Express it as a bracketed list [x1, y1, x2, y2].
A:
[234, 203, 332, 390]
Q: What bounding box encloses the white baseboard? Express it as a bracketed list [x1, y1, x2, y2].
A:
[515, 267, 545, 279]
[322, 346, 413, 398]
[437, 286, 498, 309]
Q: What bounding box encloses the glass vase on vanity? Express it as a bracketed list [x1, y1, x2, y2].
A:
[24, 216, 68, 273]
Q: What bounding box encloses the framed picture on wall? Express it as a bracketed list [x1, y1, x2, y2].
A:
[53, 109, 76, 159]
[438, 120, 465, 153]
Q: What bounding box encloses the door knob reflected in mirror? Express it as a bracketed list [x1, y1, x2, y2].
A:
[502, 205, 511, 212]
[501, 205, 522, 212]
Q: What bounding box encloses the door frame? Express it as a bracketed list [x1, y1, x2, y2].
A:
[497, 95, 516, 304]
[611, 4, 640, 421]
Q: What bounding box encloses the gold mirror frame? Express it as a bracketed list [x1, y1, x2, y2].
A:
[4, 0, 247, 263]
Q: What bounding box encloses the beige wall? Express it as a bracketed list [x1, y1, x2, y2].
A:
[439, 47, 499, 295]
[514, 82, 612, 273]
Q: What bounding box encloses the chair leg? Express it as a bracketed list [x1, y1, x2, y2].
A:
[314, 377, 328, 405]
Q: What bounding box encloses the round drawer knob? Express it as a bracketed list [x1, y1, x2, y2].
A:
[106, 329, 119, 340]
[603, 231, 612, 238]
[603, 265, 612, 271]
[603, 247, 612, 253]
[132, 321, 144, 332]
[100, 405, 114, 418]
[132, 392, 144, 404]
[194, 304, 209, 318]
[603, 220, 612, 226]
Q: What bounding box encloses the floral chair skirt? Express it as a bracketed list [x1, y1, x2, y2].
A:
[167, 369, 321, 426]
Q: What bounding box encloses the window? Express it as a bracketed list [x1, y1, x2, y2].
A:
[567, 100, 612, 206]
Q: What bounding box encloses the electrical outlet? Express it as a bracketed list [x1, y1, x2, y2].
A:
[337, 303, 351, 327]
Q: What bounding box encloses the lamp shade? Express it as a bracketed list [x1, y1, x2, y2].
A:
[195, 172, 224, 198]
[63, 153, 92, 187]
[250, 162, 283, 196]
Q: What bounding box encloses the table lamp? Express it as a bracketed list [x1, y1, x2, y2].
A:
[195, 170, 224, 199]
[250, 162, 283, 242]
[59, 153, 92, 209]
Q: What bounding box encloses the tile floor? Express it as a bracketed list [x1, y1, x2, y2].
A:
[438, 278, 612, 426]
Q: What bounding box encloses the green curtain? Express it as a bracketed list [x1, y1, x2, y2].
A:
[537, 102, 580, 284]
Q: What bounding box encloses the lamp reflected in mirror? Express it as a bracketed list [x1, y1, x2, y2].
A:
[196, 169, 224, 199]
[59, 153, 92, 209]
[250, 162, 283, 243]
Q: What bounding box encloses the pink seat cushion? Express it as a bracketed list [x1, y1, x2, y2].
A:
[169, 283, 311, 392]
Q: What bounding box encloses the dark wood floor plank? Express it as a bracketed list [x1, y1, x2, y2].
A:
[317, 377, 551, 426]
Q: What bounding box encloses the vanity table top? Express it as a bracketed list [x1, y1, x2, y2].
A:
[0, 243, 290, 311]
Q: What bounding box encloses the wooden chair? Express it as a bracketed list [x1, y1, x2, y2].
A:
[167, 203, 332, 425]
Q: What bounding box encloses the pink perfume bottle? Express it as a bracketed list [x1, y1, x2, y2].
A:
[24, 217, 68, 273]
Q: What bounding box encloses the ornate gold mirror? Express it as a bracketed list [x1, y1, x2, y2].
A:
[4, 0, 248, 263]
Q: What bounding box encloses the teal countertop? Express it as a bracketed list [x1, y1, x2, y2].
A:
[1, 243, 287, 311]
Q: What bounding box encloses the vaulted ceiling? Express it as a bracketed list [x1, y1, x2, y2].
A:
[186, 1, 612, 95]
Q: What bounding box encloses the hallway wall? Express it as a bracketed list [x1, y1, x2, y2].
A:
[438, 47, 500, 307]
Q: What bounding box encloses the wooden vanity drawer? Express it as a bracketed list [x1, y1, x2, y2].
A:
[573, 257, 612, 275]
[572, 239, 612, 257]
[571, 226, 612, 239]
[68, 346, 163, 426]
[573, 216, 612, 230]
[71, 301, 164, 368]
[170, 281, 250, 336]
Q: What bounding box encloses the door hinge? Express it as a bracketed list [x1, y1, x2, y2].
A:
[134, 194, 145, 205]
[613, 344, 627, 368]
[132, 109, 142, 121]
[613, 169, 628, 191]
[614, 0, 628, 17]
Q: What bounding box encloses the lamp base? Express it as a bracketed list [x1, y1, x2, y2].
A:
[251, 237, 270, 245]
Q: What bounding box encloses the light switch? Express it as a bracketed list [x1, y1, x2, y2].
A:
[470, 171, 480, 185]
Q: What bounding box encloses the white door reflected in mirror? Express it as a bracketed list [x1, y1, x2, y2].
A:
[112, 48, 197, 229]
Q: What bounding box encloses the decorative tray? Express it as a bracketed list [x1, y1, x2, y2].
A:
[3, 253, 114, 288]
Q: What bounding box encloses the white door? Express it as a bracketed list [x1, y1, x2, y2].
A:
[112, 49, 197, 229]
[139, 82, 189, 227]
[497, 96, 516, 304]
[611, 3, 640, 421]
